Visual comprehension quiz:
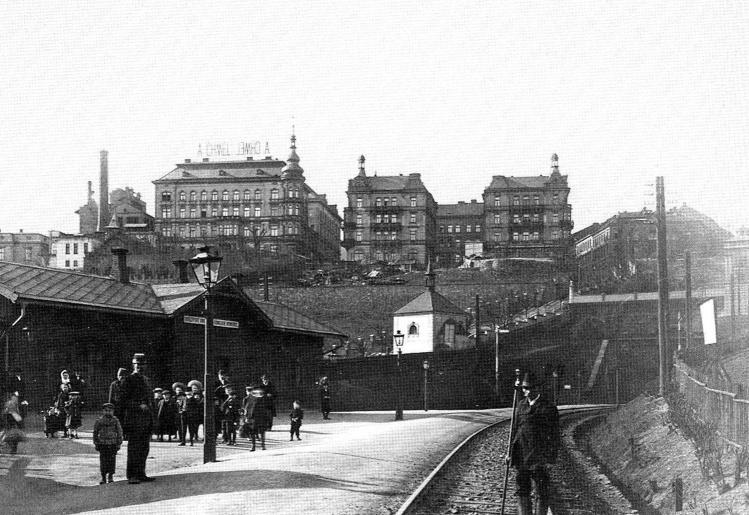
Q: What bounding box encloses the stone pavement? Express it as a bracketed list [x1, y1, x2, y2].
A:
[1, 409, 512, 515]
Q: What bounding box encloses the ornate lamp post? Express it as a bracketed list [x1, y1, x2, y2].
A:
[393, 330, 405, 421]
[189, 245, 223, 464]
[422, 359, 429, 411]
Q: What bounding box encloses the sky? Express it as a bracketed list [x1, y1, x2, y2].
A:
[1, 1, 748, 236]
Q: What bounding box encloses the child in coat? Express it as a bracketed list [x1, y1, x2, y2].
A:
[93, 403, 123, 484]
[289, 400, 304, 441]
[185, 388, 203, 446]
[64, 391, 84, 439]
[157, 390, 178, 442]
[221, 388, 241, 445]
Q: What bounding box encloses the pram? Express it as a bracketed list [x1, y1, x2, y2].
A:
[42, 407, 66, 438]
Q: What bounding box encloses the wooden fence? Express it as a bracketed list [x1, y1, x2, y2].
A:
[674, 362, 749, 448]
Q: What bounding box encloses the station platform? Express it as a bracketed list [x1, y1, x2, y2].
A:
[1, 409, 512, 515]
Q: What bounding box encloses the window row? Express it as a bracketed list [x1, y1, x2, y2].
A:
[440, 224, 482, 233]
[63, 242, 89, 255]
[355, 196, 418, 208]
[162, 187, 302, 203]
[161, 223, 300, 238]
[162, 204, 301, 219]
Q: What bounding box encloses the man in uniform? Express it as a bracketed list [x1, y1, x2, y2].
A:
[509, 372, 560, 515]
[120, 353, 155, 484]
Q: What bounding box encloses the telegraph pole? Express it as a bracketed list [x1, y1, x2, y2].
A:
[656, 176, 670, 397]
[685, 251, 692, 351]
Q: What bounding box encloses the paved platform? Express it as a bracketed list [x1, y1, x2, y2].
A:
[1, 409, 512, 515]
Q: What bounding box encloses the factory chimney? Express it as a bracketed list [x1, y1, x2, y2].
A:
[99, 150, 110, 231]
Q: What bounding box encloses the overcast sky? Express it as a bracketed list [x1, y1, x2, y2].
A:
[1, 1, 747, 236]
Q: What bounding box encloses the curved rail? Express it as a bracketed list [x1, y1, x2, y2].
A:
[396, 405, 614, 515]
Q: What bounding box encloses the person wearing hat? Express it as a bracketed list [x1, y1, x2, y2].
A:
[185, 381, 204, 446]
[108, 368, 128, 436]
[172, 383, 188, 446]
[508, 372, 561, 515]
[93, 402, 123, 484]
[213, 370, 231, 443]
[119, 353, 155, 484]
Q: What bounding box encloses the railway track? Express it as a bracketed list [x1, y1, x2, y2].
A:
[396, 406, 636, 515]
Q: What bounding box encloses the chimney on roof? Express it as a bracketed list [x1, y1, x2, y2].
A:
[111, 248, 129, 284]
[172, 259, 189, 284]
[99, 150, 110, 232]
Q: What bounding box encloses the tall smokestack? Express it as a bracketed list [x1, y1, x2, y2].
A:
[99, 150, 110, 231]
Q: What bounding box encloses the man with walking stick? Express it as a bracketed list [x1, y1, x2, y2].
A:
[506, 371, 560, 515]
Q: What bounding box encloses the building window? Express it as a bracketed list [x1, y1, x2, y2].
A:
[161, 206, 172, 218]
[466, 225, 471, 233]
[552, 213, 559, 223]
[494, 232, 501, 241]
[190, 191, 196, 201]
[443, 322, 456, 345]
[391, 197, 397, 206]
[375, 197, 382, 207]
[83, 243, 88, 253]
[552, 231, 560, 240]
[162, 226, 171, 237]
[24, 248, 31, 261]
[356, 214, 363, 226]
[232, 207, 239, 216]
[475, 225, 480, 232]
[255, 189, 261, 200]
[219, 190, 227, 201]
[513, 195, 520, 206]
[161, 192, 172, 202]
[211, 190, 218, 201]
[244, 226, 251, 237]
[513, 232, 519, 241]
[73, 260, 78, 268]
[244, 190, 251, 201]
[233, 190, 240, 201]
[271, 189, 279, 200]
[532, 231, 539, 240]
[65, 260, 70, 267]
[178, 207, 185, 218]
[410, 229, 417, 241]
[179, 191, 186, 201]
[243, 207, 250, 217]
[254, 207, 261, 217]
[553, 193, 559, 204]
[410, 196, 417, 207]
[447, 225, 453, 233]
[271, 206, 279, 216]
[532, 213, 540, 223]
[190, 208, 197, 218]
[512, 214, 520, 224]
[72, 243, 78, 254]
[523, 195, 530, 205]
[410, 213, 416, 224]
[522, 232, 530, 241]
[439, 225, 445, 233]
[534, 195, 540, 205]
[65, 244, 70, 254]
[270, 225, 278, 237]
[408, 323, 418, 336]
[356, 197, 363, 208]
[375, 214, 382, 223]
[201, 191, 207, 201]
[523, 213, 530, 223]
[211, 207, 218, 217]
[221, 207, 229, 217]
[494, 195, 500, 207]
[355, 231, 363, 242]
[455, 225, 461, 233]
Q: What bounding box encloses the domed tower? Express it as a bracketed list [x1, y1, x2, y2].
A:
[280, 130, 307, 253]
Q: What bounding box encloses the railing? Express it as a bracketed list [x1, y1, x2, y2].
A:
[673, 362, 749, 447]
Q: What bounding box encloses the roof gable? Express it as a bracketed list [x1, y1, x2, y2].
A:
[394, 289, 465, 315]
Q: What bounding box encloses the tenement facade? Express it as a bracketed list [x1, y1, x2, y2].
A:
[343, 156, 437, 265]
[152, 135, 341, 264]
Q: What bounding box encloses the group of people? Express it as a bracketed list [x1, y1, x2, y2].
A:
[43, 369, 87, 439]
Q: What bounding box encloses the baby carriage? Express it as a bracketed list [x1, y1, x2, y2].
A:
[42, 406, 66, 438]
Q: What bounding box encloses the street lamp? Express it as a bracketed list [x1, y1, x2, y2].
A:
[189, 245, 223, 464]
[422, 359, 429, 411]
[393, 330, 405, 421]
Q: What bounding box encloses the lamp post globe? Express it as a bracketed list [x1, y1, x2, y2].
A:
[188, 245, 223, 464]
[393, 330, 405, 421]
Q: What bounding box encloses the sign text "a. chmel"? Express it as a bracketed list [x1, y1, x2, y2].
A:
[183, 315, 239, 329]
[198, 141, 271, 157]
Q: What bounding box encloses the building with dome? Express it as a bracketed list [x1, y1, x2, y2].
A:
[152, 133, 341, 264]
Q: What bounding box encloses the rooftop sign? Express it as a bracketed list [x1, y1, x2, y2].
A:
[198, 140, 271, 158]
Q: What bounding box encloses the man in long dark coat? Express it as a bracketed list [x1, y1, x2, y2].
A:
[119, 353, 155, 484]
[509, 372, 560, 515]
[108, 368, 128, 434]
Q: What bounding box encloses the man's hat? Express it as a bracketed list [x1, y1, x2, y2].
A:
[521, 372, 539, 388]
[70, 391, 80, 396]
[132, 353, 146, 364]
[172, 382, 186, 391]
[153, 387, 163, 393]
[162, 389, 173, 395]
[102, 402, 115, 409]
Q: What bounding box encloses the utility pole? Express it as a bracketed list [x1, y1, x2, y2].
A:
[685, 251, 692, 351]
[475, 294, 481, 347]
[656, 176, 670, 397]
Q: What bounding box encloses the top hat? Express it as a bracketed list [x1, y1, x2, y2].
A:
[132, 353, 146, 364]
[521, 372, 539, 388]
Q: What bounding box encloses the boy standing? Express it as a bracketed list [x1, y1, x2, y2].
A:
[93, 402, 123, 484]
[220, 387, 241, 446]
[289, 400, 304, 441]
